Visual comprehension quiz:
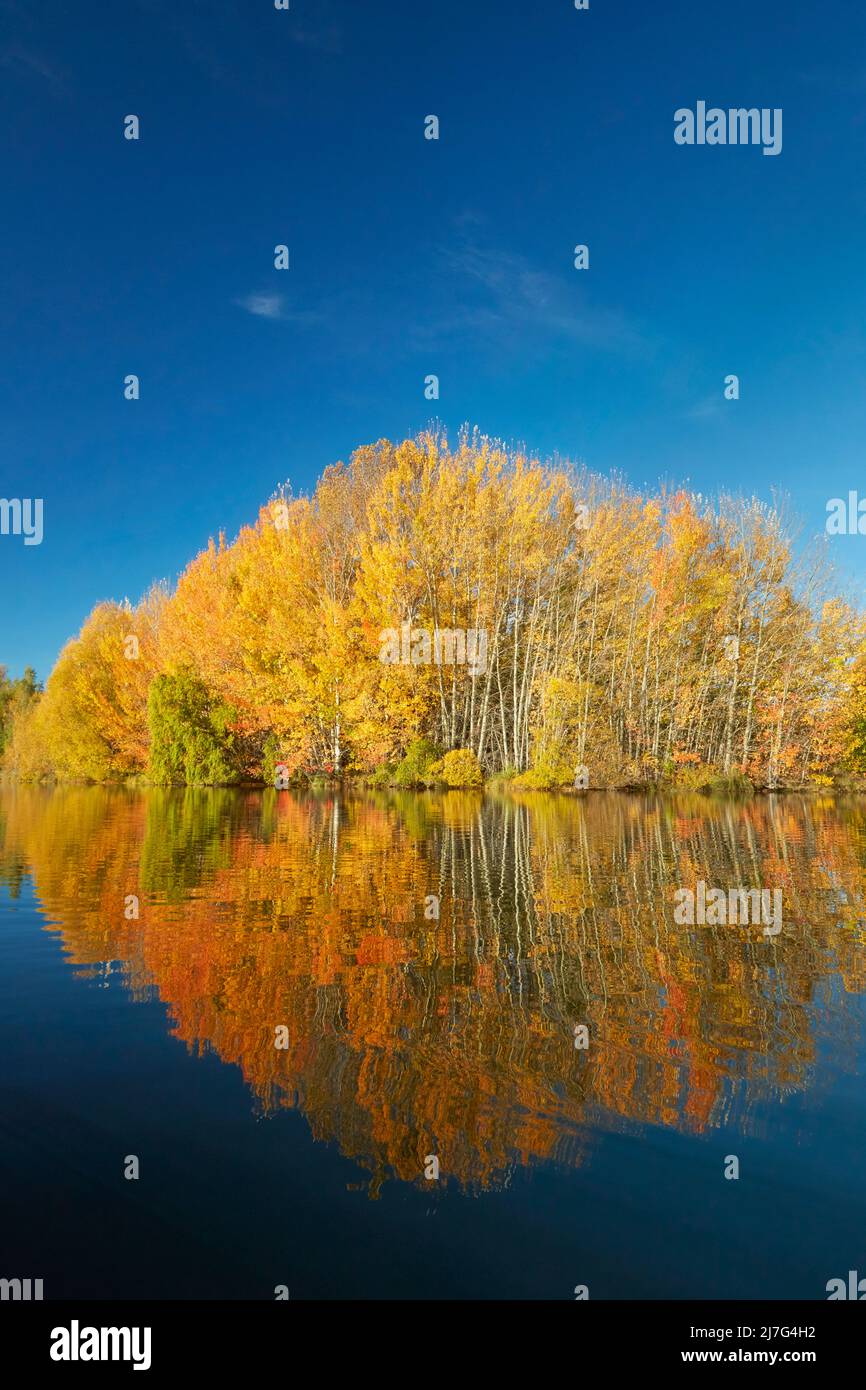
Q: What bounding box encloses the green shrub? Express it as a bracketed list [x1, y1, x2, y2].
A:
[708, 769, 754, 797]
[486, 764, 520, 790]
[359, 763, 394, 788]
[393, 737, 441, 787]
[147, 670, 241, 786]
[261, 733, 282, 787]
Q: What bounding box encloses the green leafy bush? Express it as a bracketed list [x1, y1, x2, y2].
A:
[147, 669, 241, 786]
[393, 737, 441, 787]
[708, 770, 754, 798]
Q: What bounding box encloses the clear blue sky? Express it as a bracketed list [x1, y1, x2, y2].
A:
[2, 0, 866, 681]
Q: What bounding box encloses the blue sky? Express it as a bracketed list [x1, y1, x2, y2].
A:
[2, 0, 866, 680]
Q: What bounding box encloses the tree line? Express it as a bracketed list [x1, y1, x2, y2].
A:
[4, 429, 866, 788]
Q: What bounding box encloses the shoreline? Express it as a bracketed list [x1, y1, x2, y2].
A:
[3, 774, 864, 796]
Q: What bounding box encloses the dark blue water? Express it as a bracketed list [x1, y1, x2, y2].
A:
[1, 786, 865, 1299]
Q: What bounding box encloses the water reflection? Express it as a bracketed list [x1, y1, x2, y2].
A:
[2, 786, 865, 1193]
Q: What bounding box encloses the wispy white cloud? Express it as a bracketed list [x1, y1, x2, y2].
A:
[236, 293, 285, 320]
[234, 292, 322, 325]
[0, 42, 64, 87]
[415, 239, 651, 358]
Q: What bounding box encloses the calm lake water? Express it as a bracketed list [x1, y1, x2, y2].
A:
[1, 785, 865, 1300]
